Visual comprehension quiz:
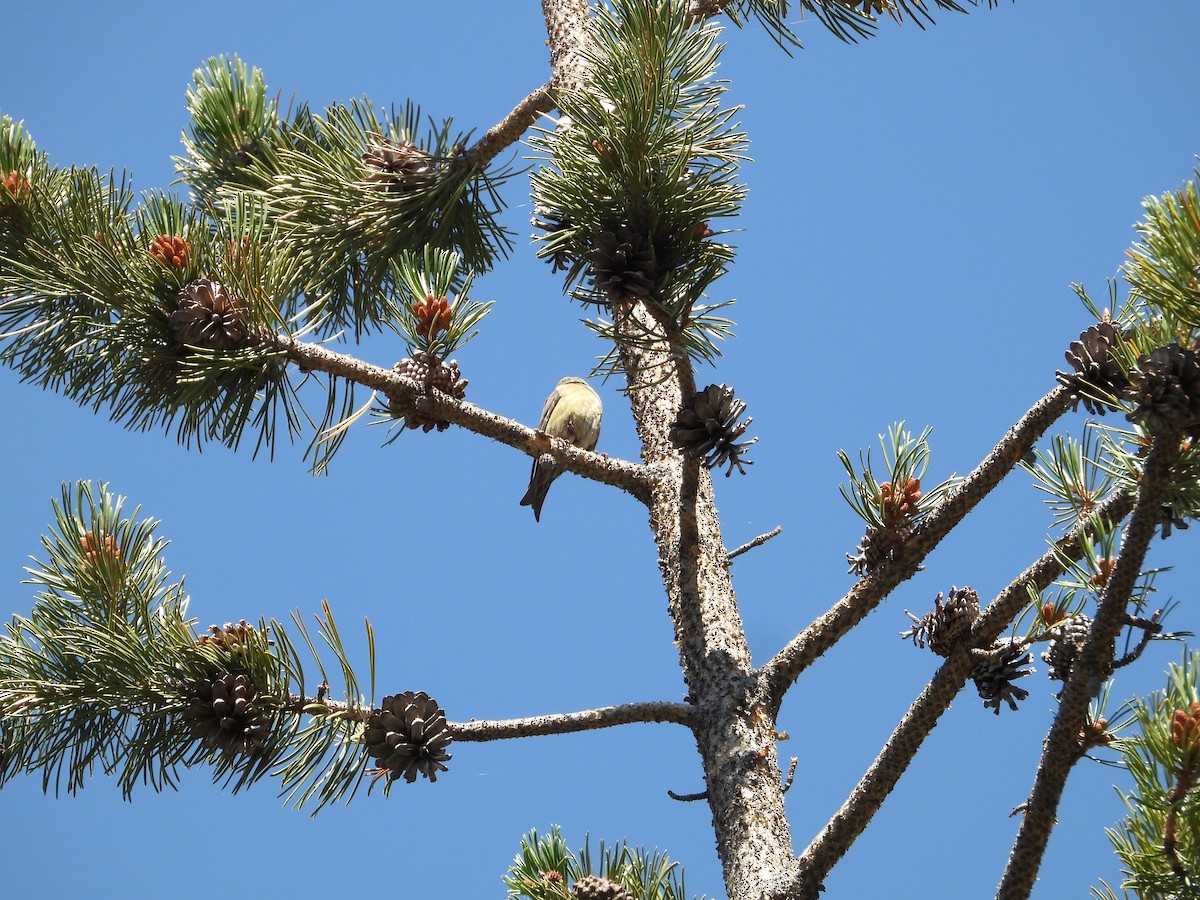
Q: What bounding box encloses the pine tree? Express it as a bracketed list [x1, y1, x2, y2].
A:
[1, 2, 1198, 899]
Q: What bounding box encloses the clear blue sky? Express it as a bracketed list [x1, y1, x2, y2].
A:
[2, 2, 1198, 898]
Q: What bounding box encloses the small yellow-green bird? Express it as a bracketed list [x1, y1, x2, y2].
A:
[520, 376, 603, 521]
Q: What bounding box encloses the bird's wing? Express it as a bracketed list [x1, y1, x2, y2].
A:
[537, 388, 562, 431]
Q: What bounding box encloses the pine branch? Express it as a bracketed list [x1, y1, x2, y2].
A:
[450, 701, 698, 741]
[760, 382, 1076, 708]
[788, 488, 1136, 891]
[260, 329, 652, 501]
[997, 431, 1184, 900]
[459, 82, 555, 171]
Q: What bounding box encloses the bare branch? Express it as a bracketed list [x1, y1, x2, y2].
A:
[727, 525, 782, 563]
[668, 787, 709, 802]
[460, 83, 554, 172]
[997, 432, 1183, 900]
[759, 383, 1076, 710]
[782, 757, 798, 793]
[1112, 609, 1164, 670]
[449, 700, 697, 741]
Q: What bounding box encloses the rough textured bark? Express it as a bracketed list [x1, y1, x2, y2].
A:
[997, 434, 1182, 900]
[613, 297, 797, 898]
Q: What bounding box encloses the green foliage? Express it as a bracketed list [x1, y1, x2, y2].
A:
[1025, 429, 1119, 529]
[1125, 171, 1200, 329]
[503, 826, 702, 900]
[837, 422, 959, 530]
[0, 166, 306, 457]
[0, 108, 497, 469]
[716, 0, 1002, 51]
[176, 56, 513, 336]
[175, 56, 295, 198]
[530, 0, 748, 370]
[1095, 652, 1200, 899]
[391, 245, 492, 360]
[0, 482, 377, 812]
[1092, 422, 1200, 532]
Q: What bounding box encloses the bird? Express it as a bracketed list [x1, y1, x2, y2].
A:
[520, 376, 603, 521]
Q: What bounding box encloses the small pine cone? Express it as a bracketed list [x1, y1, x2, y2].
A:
[669, 384, 758, 476]
[183, 672, 267, 755]
[3, 170, 30, 198]
[901, 586, 980, 657]
[1061, 322, 1129, 415]
[972, 641, 1033, 715]
[587, 228, 656, 302]
[362, 690, 452, 784]
[170, 278, 249, 351]
[1170, 702, 1200, 756]
[413, 294, 453, 342]
[879, 478, 922, 528]
[1124, 344, 1200, 437]
[81, 529, 120, 563]
[149, 234, 192, 269]
[361, 135, 437, 193]
[572, 875, 634, 900]
[389, 352, 468, 432]
[198, 620, 258, 655]
[846, 524, 909, 577]
[1041, 614, 1093, 682]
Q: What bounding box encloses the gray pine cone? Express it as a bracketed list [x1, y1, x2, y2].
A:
[390, 352, 468, 432]
[1041, 614, 1093, 682]
[1061, 322, 1129, 414]
[972, 641, 1033, 715]
[902, 587, 980, 657]
[1125, 343, 1200, 436]
[170, 278, 249, 351]
[183, 671, 267, 755]
[363, 691, 452, 783]
[361, 134, 438, 193]
[587, 228, 656, 302]
[669, 383, 757, 476]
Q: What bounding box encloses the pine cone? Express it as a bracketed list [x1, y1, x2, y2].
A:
[361, 134, 437, 193]
[389, 352, 468, 432]
[846, 524, 910, 577]
[1170, 702, 1200, 757]
[669, 384, 758, 476]
[902, 586, 980, 657]
[149, 234, 192, 270]
[363, 691, 452, 783]
[413, 295, 453, 342]
[1061, 322, 1129, 415]
[170, 278, 249, 351]
[1040, 614, 1093, 682]
[587, 228, 656, 302]
[879, 478, 922, 529]
[183, 672, 267, 755]
[1124, 343, 1200, 437]
[572, 875, 634, 900]
[972, 641, 1033, 715]
[80, 529, 120, 563]
[198, 620, 259, 655]
[2, 170, 30, 198]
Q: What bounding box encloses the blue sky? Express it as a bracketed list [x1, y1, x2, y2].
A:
[2, 2, 1198, 898]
